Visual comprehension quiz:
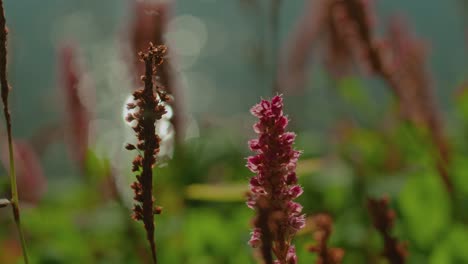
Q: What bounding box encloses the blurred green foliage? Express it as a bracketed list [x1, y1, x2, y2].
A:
[2, 77, 468, 264]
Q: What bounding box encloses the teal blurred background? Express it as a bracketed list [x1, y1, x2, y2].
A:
[0, 0, 467, 263]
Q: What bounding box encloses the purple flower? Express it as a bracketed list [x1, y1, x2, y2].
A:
[246, 95, 305, 264]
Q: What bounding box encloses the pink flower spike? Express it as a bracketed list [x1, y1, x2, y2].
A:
[250, 103, 265, 118]
[253, 122, 264, 134]
[285, 172, 298, 185]
[248, 228, 262, 248]
[249, 139, 261, 151]
[288, 186, 304, 199]
[246, 198, 256, 209]
[286, 246, 298, 264]
[260, 100, 271, 111]
[247, 155, 263, 173]
[287, 201, 303, 214]
[250, 177, 262, 187]
[246, 95, 304, 263]
[290, 214, 306, 230]
[281, 132, 296, 145]
[251, 186, 266, 195]
[271, 95, 283, 109]
[276, 116, 289, 130]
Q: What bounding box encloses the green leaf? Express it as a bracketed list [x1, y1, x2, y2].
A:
[84, 149, 111, 181]
[337, 77, 372, 110]
[451, 154, 468, 196]
[455, 84, 468, 123]
[398, 170, 451, 249]
[429, 225, 468, 264]
[185, 183, 247, 202]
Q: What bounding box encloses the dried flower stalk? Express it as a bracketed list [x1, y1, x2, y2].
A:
[278, 0, 372, 92]
[247, 95, 305, 264]
[384, 19, 452, 192]
[126, 43, 169, 264]
[0, 1, 29, 262]
[367, 197, 407, 264]
[129, 1, 185, 142]
[309, 214, 344, 264]
[329, 1, 453, 192]
[278, 0, 349, 93]
[341, 2, 452, 192]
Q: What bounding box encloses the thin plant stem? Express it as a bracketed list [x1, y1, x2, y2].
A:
[8, 138, 29, 264]
[0, 0, 29, 263]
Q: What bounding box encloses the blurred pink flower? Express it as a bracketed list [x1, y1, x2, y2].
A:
[126, 0, 185, 141]
[128, 1, 169, 82]
[1, 140, 46, 204]
[278, 0, 377, 93]
[58, 43, 91, 170]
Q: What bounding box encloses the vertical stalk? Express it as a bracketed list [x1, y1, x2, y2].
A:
[127, 44, 169, 264]
[0, 1, 29, 263]
[8, 138, 29, 264]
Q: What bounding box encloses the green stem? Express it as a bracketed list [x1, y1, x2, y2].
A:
[11, 202, 29, 264]
[5, 116, 29, 264]
[0, 0, 29, 261]
[7, 125, 16, 202]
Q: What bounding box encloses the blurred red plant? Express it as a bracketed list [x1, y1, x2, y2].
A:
[367, 197, 407, 264]
[281, 0, 453, 192]
[58, 43, 92, 171]
[309, 213, 344, 264]
[383, 19, 452, 192]
[127, 0, 185, 142]
[1, 140, 46, 205]
[277, 0, 330, 93]
[278, 0, 377, 93]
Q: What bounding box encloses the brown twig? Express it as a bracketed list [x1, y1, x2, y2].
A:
[367, 197, 407, 264]
[309, 214, 344, 264]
